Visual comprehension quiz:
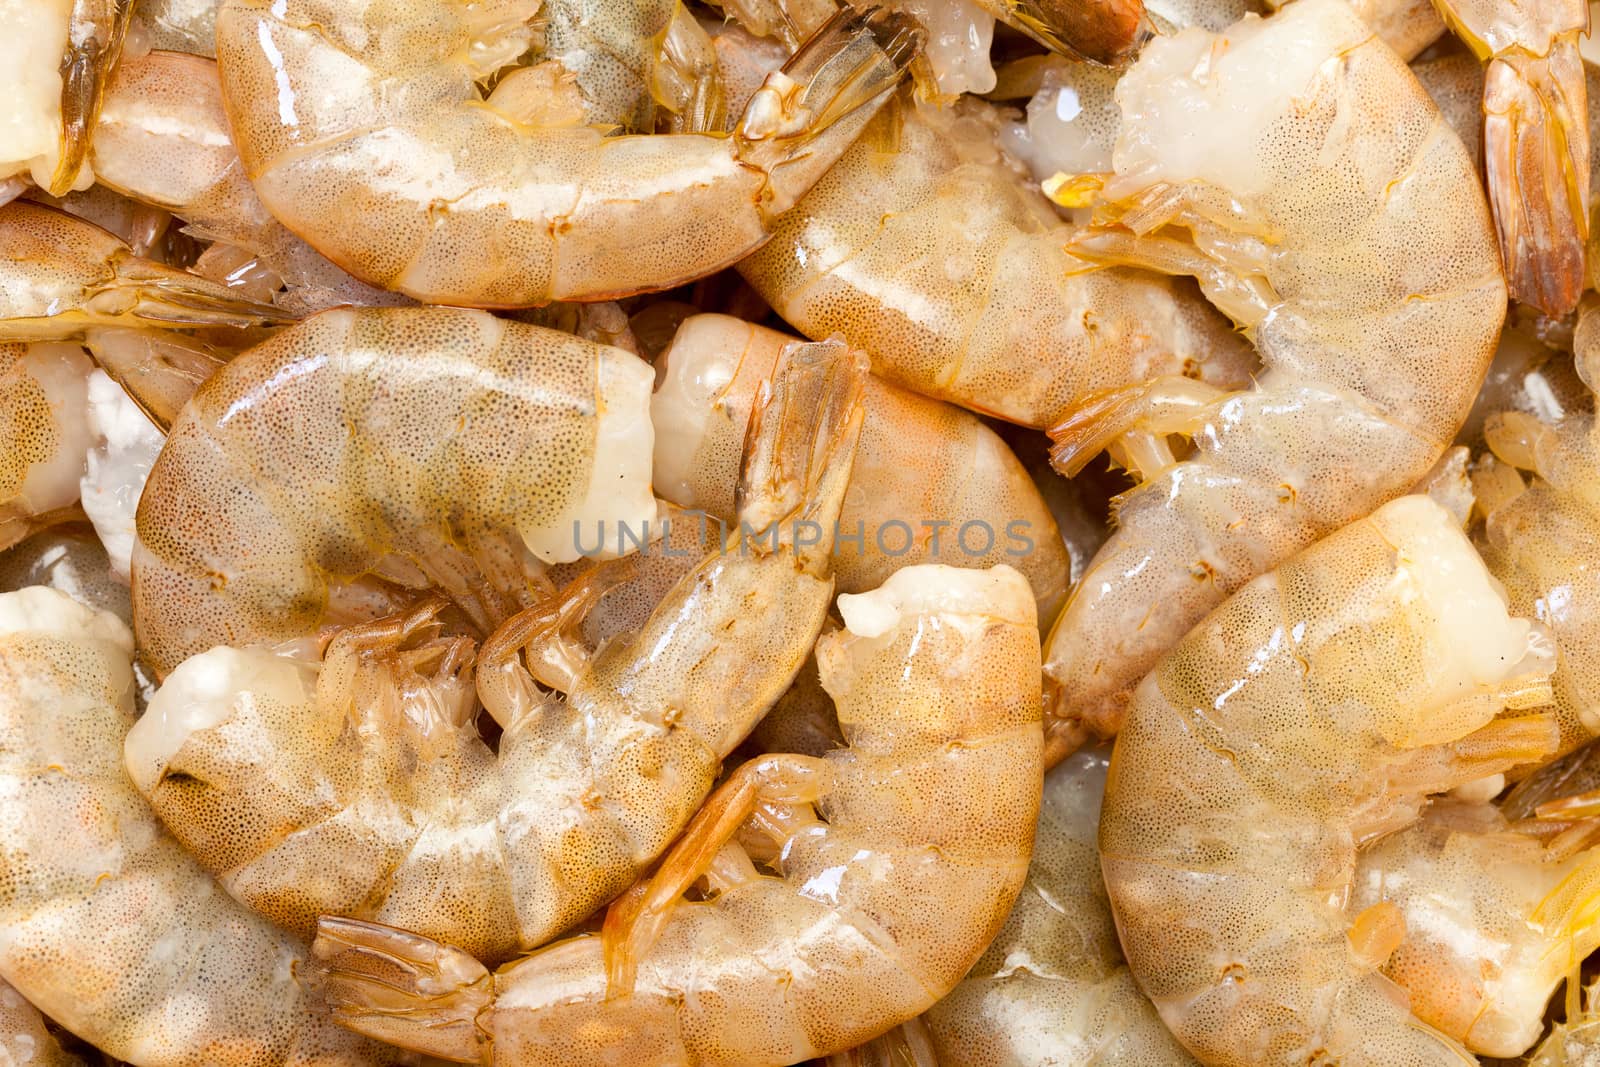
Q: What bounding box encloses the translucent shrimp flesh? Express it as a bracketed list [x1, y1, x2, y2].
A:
[212, 1, 921, 306]
[736, 94, 1258, 429]
[0, 586, 404, 1066]
[0, 342, 93, 554]
[0, 980, 83, 1067]
[309, 563, 1043, 1066]
[1040, 0, 1506, 759]
[131, 306, 660, 677]
[1100, 495, 1559, 1066]
[124, 338, 867, 964]
[650, 312, 1072, 620]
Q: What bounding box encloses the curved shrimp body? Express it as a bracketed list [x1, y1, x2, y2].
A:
[125, 339, 867, 964]
[737, 95, 1257, 430]
[0, 1, 133, 196]
[651, 313, 1072, 620]
[0, 343, 93, 554]
[1347, 798, 1600, 1058]
[0, 201, 289, 342]
[0, 586, 400, 1066]
[0, 980, 83, 1067]
[970, 0, 1149, 65]
[213, 1, 920, 307]
[1100, 495, 1559, 1067]
[916, 748, 1197, 1066]
[310, 563, 1043, 1066]
[131, 306, 659, 677]
[1040, 0, 1505, 758]
[1434, 0, 1590, 314]
[90, 49, 409, 317]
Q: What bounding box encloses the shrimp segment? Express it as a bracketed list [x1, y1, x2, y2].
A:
[49, 0, 136, 197]
[0, 201, 289, 342]
[1040, 0, 1505, 758]
[131, 306, 661, 677]
[0, 980, 83, 1067]
[0, 343, 92, 554]
[1435, 0, 1590, 314]
[124, 340, 866, 964]
[1101, 495, 1559, 1066]
[212, 1, 921, 307]
[737, 96, 1257, 429]
[311, 563, 1043, 1066]
[0, 587, 400, 1066]
[651, 313, 1071, 618]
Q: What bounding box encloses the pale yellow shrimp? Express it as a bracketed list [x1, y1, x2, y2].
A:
[736, 94, 1257, 430]
[131, 306, 663, 677]
[1530, 979, 1600, 1065]
[0, 980, 84, 1067]
[89, 49, 411, 317]
[0, 524, 131, 626]
[0, 1, 134, 197]
[0, 343, 94, 555]
[1100, 495, 1559, 1066]
[650, 313, 1072, 621]
[0, 586, 406, 1066]
[0, 201, 289, 342]
[1345, 792, 1600, 1059]
[310, 562, 1043, 1066]
[212, 1, 919, 307]
[1476, 298, 1600, 756]
[1433, 0, 1590, 313]
[1040, 0, 1505, 759]
[124, 338, 866, 965]
[910, 748, 1199, 1066]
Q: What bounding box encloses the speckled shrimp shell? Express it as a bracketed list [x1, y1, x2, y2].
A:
[1100, 495, 1558, 1066]
[308, 563, 1043, 1067]
[650, 313, 1072, 621]
[1041, 0, 1506, 760]
[0, 586, 404, 1067]
[212, 0, 921, 306]
[737, 95, 1257, 430]
[131, 305, 659, 677]
[123, 338, 868, 965]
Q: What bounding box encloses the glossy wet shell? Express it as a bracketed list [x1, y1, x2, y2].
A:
[132, 306, 654, 675]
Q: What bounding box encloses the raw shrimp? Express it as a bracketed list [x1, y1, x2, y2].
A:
[0, 586, 403, 1066]
[0, 2, 133, 196]
[212, 1, 920, 307]
[0, 201, 289, 341]
[1100, 495, 1559, 1067]
[1040, 0, 1505, 758]
[1476, 300, 1600, 755]
[0, 524, 130, 626]
[1532, 980, 1600, 1065]
[917, 748, 1198, 1066]
[1433, 0, 1590, 314]
[736, 95, 1258, 429]
[131, 306, 661, 676]
[0, 980, 82, 1067]
[970, 0, 1149, 66]
[651, 313, 1072, 619]
[310, 563, 1043, 1066]
[130, 0, 220, 56]
[124, 339, 866, 964]
[79, 367, 165, 578]
[1348, 796, 1600, 1058]
[0, 343, 93, 554]
[90, 49, 410, 317]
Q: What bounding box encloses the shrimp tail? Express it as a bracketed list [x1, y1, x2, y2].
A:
[735, 339, 868, 570]
[738, 5, 924, 217]
[1483, 40, 1591, 316]
[0, 257, 292, 342]
[47, 0, 136, 197]
[80, 327, 231, 432]
[1047, 375, 1225, 478]
[981, 0, 1152, 66]
[310, 916, 492, 1064]
[601, 754, 830, 997]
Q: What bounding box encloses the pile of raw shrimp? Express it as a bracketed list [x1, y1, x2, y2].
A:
[2, 0, 1600, 1064]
